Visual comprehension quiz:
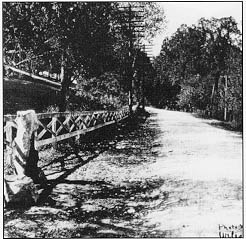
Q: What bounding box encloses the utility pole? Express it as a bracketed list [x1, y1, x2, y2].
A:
[224, 75, 228, 121]
[119, 3, 145, 114]
[140, 45, 145, 110]
[128, 4, 134, 114]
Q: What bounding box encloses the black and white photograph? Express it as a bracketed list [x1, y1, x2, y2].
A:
[2, 1, 243, 238]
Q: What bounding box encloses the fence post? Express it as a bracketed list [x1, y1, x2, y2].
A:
[5, 123, 13, 166]
[13, 110, 44, 180]
[52, 115, 57, 148]
[5, 110, 47, 206]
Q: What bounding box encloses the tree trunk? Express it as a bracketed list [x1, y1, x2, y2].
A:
[140, 75, 145, 109]
[212, 72, 220, 118]
[59, 81, 69, 112]
[59, 54, 71, 112]
[128, 71, 134, 114]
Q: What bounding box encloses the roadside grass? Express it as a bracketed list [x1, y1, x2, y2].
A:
[192, 112, 242, 132]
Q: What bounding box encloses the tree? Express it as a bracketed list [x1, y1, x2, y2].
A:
[3, 2, 121, 111]
[3, 2, 166, 112]
[113, 2, 166, 111]
[152, 17, 242, 127]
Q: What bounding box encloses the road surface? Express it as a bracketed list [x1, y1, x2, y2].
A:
[4, 107, 242, 237]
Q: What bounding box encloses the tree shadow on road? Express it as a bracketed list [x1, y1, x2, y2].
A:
[4, 111, 169, 237]
[41, 176, 168, 237]
[5, 176, 170, 237]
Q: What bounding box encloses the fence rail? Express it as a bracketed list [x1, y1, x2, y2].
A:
[4, 107, 130, 150]
[4, 65, 61, 91]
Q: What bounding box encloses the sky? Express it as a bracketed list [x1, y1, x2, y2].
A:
[152, 2, 242, 56]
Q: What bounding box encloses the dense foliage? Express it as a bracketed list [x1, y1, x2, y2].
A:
[152, 17, 242, 129]
[68, 73, 128, 111]
[3, 2, 165, 112]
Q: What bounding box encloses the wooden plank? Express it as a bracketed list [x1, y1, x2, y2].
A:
[36, 111, 102, 120]
[55, 117, 71, 135]
[75, 115, 87, 130]
[38, 120, 56, 138]
[65, 115, 72, 131]
[37, 119, 53, 140]
[103, 112, 109, 122]
[79, 120, 87, 130]
[69, 116, 80, 132]
[83, 114, 93, 128]
[91, 114, 98, 126]
[5, 65, 61, 88]
[69, 122, 76, 132]
[37, 128, 47, 140]
[37, 112, 71, 119]
[55, 123, 65, 136]
[95, 113, 103, 125]
[5, 122, 14, 166]
[35, 120, 116, 148]
[119, 114, 129, 122]
[4, 121, 17, 132]
[52, 116, 57, 146]
[3, 108, 128, 121]
[5, 123, 13, 144]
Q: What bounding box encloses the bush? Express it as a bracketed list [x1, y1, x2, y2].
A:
[68, 72, 128, 111]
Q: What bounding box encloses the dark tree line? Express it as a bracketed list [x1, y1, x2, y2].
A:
[152, 17, 242, 129]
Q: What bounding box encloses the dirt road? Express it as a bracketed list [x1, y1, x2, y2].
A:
[4, 107, 242, 237]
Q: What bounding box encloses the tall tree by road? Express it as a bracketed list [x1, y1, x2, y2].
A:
[152, 17, 242, 128]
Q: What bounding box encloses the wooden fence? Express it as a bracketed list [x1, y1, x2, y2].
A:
[4, 107, 130, 152]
